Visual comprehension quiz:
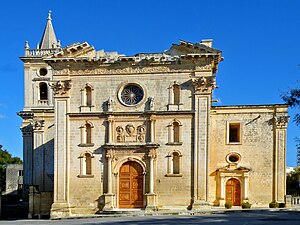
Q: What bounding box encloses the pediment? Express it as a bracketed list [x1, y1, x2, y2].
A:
[167, 40, 221, 56]
[47, 42, 96, 58]
[216, 165, 251, 173]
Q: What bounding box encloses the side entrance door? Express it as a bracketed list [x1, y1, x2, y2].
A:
[226, 178, 241, 206]
[119, 161, 144, 208]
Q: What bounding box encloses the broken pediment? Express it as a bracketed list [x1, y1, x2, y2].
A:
[166, 40, 222, 56]
[48, 42, 96, 58]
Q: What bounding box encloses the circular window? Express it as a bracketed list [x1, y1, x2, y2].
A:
[39, 68, 48, 76]
[120, 84, 144, 106]
[228, 155, 239, 163]
[226, 152, 241, 164]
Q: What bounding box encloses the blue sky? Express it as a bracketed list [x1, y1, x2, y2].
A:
[0, 0, 299, 166]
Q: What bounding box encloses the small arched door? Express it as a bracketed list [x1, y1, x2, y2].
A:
[226, 178, 241, 206]
[119, 161, 144, 208]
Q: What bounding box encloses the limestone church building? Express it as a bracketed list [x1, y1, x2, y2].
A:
[18, 13, 289, 218]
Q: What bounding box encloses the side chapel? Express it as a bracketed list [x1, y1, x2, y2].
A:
[18, 12, 289, 218]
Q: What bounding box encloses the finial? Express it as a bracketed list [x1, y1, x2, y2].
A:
[57, 40, 61, 48]
[25, 41, 29, 49]
[47, 10, 52, 20]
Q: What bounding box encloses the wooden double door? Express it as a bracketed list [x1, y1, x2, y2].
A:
[119, 161, 144, 208]
[226, 178, 241, 206]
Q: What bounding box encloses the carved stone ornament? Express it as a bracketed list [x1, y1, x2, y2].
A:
[116, 126, 125, 143]
[125, 124, 135, 137]
[50, 80, 72, 96]
[148, 97, 154, 111]
[137, 125, 146, 142]
[107, 97, 113, 112]
[191, 76, 217, 93]
[30, 119, 45, 131]
[274, 116, 290, 128]
[54, 63, 212, 76]
[148, 149, 157, 159]
[116, 123, 146, 143]
[106, 149, 116, 159]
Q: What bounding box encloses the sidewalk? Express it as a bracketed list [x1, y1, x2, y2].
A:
[51, 207, 300, 220]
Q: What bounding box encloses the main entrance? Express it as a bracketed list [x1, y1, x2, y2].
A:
[119, 161, 144, 208]
[226, 178, 241, 206]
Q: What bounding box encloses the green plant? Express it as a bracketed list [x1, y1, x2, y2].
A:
[269, 201, 279, 208]
[278, 202, 286, 208]
[241, 202, 252, 209]
[225, 202, 233, 209]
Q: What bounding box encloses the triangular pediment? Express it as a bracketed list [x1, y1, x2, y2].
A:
[167, 40, 221, 56]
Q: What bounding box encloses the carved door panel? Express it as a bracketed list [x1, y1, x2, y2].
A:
[119, 161, 143, 208]
[226, 178, 241, 206]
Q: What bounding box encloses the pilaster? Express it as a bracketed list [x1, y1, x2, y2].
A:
[49, 80, 72, 218]
[192, 76, 215, 205]
[21, 125, 33, 190]
[273, 116, 289, 202]
[32, 120, 45, 191]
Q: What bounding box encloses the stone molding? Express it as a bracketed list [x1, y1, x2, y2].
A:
[53, 63, 212, 76]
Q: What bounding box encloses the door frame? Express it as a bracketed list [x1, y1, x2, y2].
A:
[113, 157, 146, 209]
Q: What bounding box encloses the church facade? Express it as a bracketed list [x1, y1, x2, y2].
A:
[18, 13, 289, 218]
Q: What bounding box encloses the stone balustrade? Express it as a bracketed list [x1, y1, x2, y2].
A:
[25, 48, 61, 57]
[291, 196, 300, 207]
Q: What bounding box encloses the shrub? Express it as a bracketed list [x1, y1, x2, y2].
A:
[278, 202, 286, 208]
[269, 201, 279, 208]
[241, 202, 252, 209]
[225, 202, 233, 209]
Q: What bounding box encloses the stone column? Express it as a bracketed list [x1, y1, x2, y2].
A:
[107, 116, 114, 144]
[148, 115, 156, 143]
[103, 149, 115, 210]
[145, 149, 157, 211]
[191, 76, 215, 207]
[49, 80, 72, 219]
[273, 116, 289, 203]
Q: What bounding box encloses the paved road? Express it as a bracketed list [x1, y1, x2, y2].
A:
[0, 211, 299, 225]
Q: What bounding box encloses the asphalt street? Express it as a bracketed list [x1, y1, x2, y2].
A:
[0, 211, 299, 225]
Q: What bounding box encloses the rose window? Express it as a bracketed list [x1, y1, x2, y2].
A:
[120, 84, 144, 106]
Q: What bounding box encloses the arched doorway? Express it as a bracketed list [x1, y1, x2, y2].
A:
[119, 161, 144, 208]
[226, 178, 241, 206]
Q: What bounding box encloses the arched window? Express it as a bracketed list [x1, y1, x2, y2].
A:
[166, 150, 182, 176]
[173, 121, 180, 142]
[86, 123, 92, 144]
[39, 82, 48, 100]
[85, 153, 92, 175]
[79, 121, 94, 147]
[80, 84, 94, 111]
[86, 86, 92, 106]
[173, 84, 180, 105]
[79, 151, 94, 177]
[172, 152, 180, 174]
[168, 119, 182, 144]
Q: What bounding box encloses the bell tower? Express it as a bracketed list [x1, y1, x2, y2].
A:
[18, 11, 61, 218]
